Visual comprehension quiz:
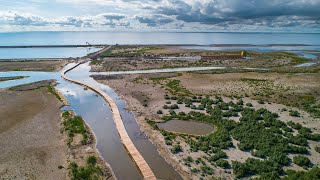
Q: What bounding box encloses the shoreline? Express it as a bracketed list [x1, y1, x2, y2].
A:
[110, 88, 190, 179]
[55, 86, 116, 180]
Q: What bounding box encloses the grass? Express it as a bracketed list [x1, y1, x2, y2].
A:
[47, 85, 62, 102]
[166, 79, 192, 96]
[69, 156, 104, 180]
[282, 52, 309, 64]
[62, 112, 89, 146]
[101, 45, 161, 57]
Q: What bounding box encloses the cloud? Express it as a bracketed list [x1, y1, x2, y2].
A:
[135, 14, 175, 27]
[0, 11, 130, 28]
[0, 11, 48, 26]
[152, 0, 320, 25]
[0, 0, 319, 32]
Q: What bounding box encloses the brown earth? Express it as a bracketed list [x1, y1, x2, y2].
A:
[91, 46, 310, 72]
[0, 60, 69, 72]
[93, 71, 320, 179]
[0, 88, 67, 180]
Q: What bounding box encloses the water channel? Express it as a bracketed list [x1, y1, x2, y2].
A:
[0, 60, 318, 179]
[0, 63, 182, 180]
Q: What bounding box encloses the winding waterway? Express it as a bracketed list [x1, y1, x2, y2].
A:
[0, 60, 318, 179]
[0, 63, 182, 180]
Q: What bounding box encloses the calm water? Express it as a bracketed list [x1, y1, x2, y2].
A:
[0, 63, 182, 180]
[1, 32, 320, 46]
[1, 32, 320, 59]
[0, 47, 101, 59]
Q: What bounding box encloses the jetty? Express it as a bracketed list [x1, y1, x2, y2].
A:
[61, 61, 156, 180]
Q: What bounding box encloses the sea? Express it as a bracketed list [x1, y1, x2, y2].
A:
[0, 31, 319, 59]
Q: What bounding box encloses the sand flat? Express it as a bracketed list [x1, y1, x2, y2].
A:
[0, 88, 67, 179]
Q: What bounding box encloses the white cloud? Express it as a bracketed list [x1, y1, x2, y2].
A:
[0, 0, 319, 32]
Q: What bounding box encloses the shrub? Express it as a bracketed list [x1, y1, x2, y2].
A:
[258, 99, 265, 104]
[216, 159, 230, 169]
[315, 146, 320, 153]
[157, 110, 163, 114]
[289, 110, 300, 117]
[170, 104, 179, 109]
[284, 167, 320, 180]
[209, 150, 226, 162]
[63, 115, 89, 144]
[293, 155, 311, 169]
[87, 156, 97, 166]
[246, 103, 253, 107]
[171, 144, 182, 154]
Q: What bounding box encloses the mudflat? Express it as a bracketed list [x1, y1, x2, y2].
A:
[0, 88, 67, 179]
[0, 60, 68, 72]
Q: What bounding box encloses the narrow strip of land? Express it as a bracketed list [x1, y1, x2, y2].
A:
[61, 63, 156, 180]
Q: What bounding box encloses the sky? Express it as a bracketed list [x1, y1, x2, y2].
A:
[0, 0, 319, 32]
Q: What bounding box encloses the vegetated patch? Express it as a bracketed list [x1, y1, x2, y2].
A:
[61, 111, 113, 180]
[0, 76, 26, 82]
[282, 52, 309, 64]
[147, 95, 320, 179]
[62, 111, 89, 146]
[166, 79, 192, 96]
[101, 45, 162, 57]
[69, 156, 104, 180]
[9, 80, 62, 101]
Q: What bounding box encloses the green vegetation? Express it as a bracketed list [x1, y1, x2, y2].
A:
[284, 167, 320, 180]
[145, 118, 159, 130]
[157, 110, 163, 114]
[69, 156, 104, 180]
[283, 52, 309, 64]
[289, 110, 301, 117]
[315, 146, 320, 153]
[62, 112, 89, 145]
[101, 45, 161, 57]
[166, 79, 191, 96]
[153, 95, 320, 178]
[47, 85, 62, 101]
[215, 159, 230, 169]
[171, 144, 182, 154]
[293, 155, 312, 169]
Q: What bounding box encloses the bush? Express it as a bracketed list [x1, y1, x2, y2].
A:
[171, 144, 182, 154]
[216, 159, 230, 169]
[289, 110, 300, 117]
[209, 150, 226, 162]
[157, 110, 163, 114]
[69, 156, 103, 180]
[258, 99, 265, 104]
[87, 156, 97, 166]
[63, 115, 89, 145]
[315, 146, 320, 153]
[293, 155, 311, 169]
[284, 167, 320, 180]
[246, 103, 253, 107]
[170, 104, 179, 109]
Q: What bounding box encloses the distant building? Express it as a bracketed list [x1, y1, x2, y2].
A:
[201, 51, 246, 60]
